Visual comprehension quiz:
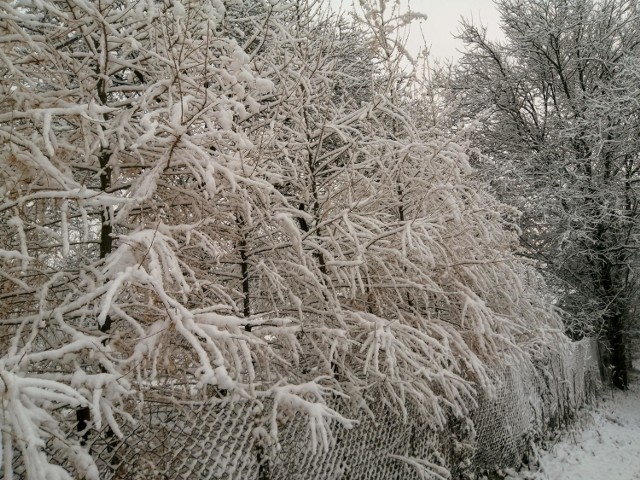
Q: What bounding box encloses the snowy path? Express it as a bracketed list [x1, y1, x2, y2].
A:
[509, 372, 640, 480]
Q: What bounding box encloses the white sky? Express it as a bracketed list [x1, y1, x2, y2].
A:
[409, 0, 501, 61]
[330, 0, 502, 62]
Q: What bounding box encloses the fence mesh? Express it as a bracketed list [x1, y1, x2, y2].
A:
[9, 339, 600, 479]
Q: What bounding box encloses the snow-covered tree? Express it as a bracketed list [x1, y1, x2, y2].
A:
[0, 0, 295, 476]
[1, 0, 566, 477]
[454, 0, 640, 389]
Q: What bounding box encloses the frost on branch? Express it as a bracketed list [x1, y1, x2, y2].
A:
[0, 0, 565, 477]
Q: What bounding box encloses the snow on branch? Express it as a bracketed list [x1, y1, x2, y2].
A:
[0, 0, 567, 477]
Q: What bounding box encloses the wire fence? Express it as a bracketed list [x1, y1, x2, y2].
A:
[10, 339, 601, 479]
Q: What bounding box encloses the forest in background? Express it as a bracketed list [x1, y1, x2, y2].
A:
[0, 0, 637, 478]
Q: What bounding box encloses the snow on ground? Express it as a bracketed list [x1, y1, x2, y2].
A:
[508, 367, 640, 480]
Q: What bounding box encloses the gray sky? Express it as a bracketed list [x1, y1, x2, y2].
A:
[331, 0, 502, 61]
[412, 0, 501, 61]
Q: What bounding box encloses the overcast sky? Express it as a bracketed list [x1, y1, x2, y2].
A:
[412, 0, 501, 60]
[331, 0, 502, 62]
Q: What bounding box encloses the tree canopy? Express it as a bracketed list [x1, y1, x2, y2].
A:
[455, 0, 640, 389]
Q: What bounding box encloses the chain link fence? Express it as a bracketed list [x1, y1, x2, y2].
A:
[10, 339, 600, 479]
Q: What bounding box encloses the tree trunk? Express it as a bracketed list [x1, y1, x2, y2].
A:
[608, 313, 629, 390]
[599, 257, 629, 390]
